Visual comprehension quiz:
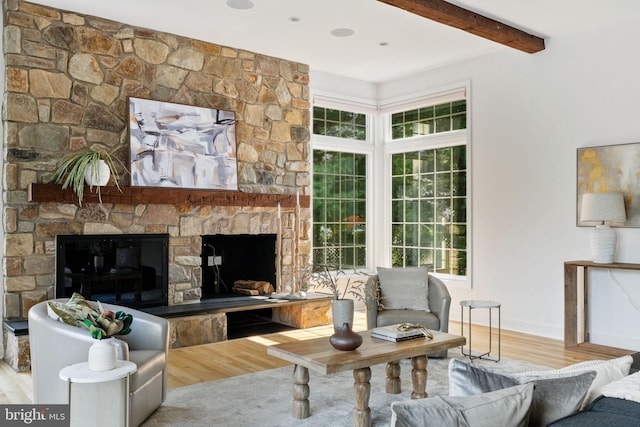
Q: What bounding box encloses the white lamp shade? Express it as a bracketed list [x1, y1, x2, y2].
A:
[580, 192, 626, 223]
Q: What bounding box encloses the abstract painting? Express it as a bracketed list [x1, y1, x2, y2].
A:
[129, 97, 237, 190]
[577, 142, 640, 226]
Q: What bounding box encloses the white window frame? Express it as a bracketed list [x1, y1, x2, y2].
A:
[310, 82, 472, 288]
[380, 82, 472, 288]
[310, 92, 377, 273]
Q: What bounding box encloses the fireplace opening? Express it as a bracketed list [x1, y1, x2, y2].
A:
[201, 234, 277, 299]
[55, 233, 169, 309]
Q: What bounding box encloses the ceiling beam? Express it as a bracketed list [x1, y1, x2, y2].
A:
[378, 0, 545, 54]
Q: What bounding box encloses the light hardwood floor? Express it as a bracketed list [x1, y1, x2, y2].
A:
[2, 311, 634, 403]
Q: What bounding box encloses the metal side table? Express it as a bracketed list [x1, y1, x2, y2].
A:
[460, 300, 501, 362]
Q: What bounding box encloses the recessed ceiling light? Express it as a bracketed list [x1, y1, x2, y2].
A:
[288, 16, 301, 23]
[331, 28, 355, 37]
[226, 0, 254, 10]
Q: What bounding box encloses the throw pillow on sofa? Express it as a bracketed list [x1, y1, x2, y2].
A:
[390, 383, 534, 427]
[511, 355, 633, 408]
[599, 370, 640, 403]
[448, 358, 597, 427]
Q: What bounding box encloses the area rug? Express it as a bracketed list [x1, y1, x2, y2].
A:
[142, 348, 548, 427]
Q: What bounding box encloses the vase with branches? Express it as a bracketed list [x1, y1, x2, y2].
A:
[304, 264, 370, 331]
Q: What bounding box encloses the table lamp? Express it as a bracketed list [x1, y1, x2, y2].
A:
[580, 192, 626, 263]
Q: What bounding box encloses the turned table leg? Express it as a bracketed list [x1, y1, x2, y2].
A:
[353, 367, 372, 427]
[292, 364, 310, 419]
[411, 355, 428, 399]
[385, 361, 401, 394]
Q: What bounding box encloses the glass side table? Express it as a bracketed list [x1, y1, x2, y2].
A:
[59, 360, 137, 427]
[460, 300, 501, 362]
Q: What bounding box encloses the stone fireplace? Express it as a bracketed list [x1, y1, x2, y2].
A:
[2, 0, 311, 326]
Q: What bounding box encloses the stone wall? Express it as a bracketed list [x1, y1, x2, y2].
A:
[2, 0, 310, 320]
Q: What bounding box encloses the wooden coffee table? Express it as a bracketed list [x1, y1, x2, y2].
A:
[267, 330, 466, 427]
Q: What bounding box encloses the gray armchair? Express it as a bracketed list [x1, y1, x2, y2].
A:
[366, 273, 452, 358]
[28, 300, 169, 426]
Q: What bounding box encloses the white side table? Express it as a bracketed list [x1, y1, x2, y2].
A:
[460, 300, 501, 362]
[59, 360, 137, 427]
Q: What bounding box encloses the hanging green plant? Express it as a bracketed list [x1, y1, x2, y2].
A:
[49, 149, 127, 206]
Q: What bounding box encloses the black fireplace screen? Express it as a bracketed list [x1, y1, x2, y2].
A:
[55, 233, 169, 309]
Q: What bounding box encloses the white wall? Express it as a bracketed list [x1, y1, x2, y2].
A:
[311, 18, 640, 349]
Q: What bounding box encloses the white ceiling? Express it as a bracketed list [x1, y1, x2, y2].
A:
[26, 0, 640, 83]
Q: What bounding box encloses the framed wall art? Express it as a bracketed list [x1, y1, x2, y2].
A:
[128, 97, 238, 190]
[576, 142, 640, 227]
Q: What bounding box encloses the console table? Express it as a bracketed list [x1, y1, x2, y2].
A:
[564, 260, 640, 348]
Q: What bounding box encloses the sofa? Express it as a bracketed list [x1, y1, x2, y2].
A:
[390, 355, 639, 427]
[28, 299, 169, 426]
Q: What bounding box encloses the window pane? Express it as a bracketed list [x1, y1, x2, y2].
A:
[392, 177, 404, 199]
[392, 200, 404, 222]
[392, 124, 404, 139]
[420, 199, 434, 222]
[452, 100, 466, 114]
[419, 106, 434, 119]
[419, 174, 434, 198]
[326, 109, 340, 121]
[436, 148, 451, 172]
[436, 173, 451, 197]
[452, 145, 466, 170]
[313, 174, 326, 197]
[405, 176, 419, 198]
[313, 120, 326, 135]
[405, 248, 419, 266]
[405, 200, 419, 222]
[435, 117, 451, 133]
[391, 246, 403, 267]
[452, 114, 466, 130]
[452, 172, 466, 197]
[435, 103, 451, 116]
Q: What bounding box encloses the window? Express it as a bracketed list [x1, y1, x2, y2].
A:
[311, 87, 469, 280]
[389, 99, 467, 276]
[313, 106, 367, 141]
[390, 146, 467, 275]
[311, 103, 369, 270]
[391, 100, 466, 139]
[312, 150, 367, 269]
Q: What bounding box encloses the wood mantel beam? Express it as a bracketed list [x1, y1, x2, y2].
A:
[27, 183, 310, 208]
[378, 0, 545, 54]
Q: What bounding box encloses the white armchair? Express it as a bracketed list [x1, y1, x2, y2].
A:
[28, 300, 169, 426]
